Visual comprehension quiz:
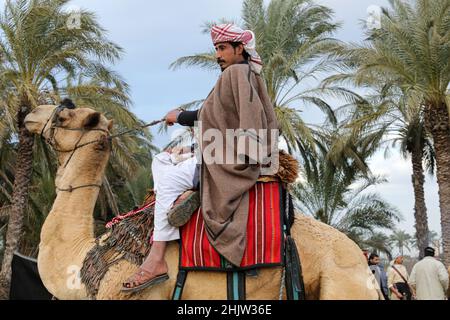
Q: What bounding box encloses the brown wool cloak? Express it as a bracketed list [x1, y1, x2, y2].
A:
[198, 63, 279, 266]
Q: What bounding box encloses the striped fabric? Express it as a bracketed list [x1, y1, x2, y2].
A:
[179, 181, 284, 271]
[211, 23, 263, 74]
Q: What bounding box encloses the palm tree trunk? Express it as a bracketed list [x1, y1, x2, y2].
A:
[424, 101, 450, 267]
[0, 103, 34, 299]
[411, 146, 430, 259]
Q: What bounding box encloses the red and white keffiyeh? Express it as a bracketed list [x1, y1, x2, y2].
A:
[211, 24, 263, 74]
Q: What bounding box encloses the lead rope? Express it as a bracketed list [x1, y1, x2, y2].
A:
[108, 118, 165, 140]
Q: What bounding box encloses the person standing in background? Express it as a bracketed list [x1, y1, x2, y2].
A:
[409, 247, 449, 300]
[387, 256, 412, 300]
[369, 253, 389, 300]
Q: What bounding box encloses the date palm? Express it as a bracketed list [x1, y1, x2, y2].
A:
[1, 48, 157, 262]
[292, 127, 401, 240]
[0, 0, 134, 297]
[389, 230, 413, 256]
[428, 231, 443, 257]
[355, 232, 393, 261]
[395, 96, 434, 258]
[328, 0, 449, 263]
[411, 230, 441, 255]
[331, 88, 435, 258]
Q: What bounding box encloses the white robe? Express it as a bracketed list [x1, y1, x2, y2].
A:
[409, 256, 449, 300]
[151, 152, 197, 241]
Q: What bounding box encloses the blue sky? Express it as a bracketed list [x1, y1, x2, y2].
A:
[0, 0, 441, 248]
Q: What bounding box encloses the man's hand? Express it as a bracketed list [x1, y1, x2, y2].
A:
[165, 109, 181, 126]
[166, 146, 192, 155]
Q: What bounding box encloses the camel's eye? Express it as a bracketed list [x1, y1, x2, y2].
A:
[57, 116, 67, 123]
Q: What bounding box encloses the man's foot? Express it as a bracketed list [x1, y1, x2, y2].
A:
[168, 190, 200, 227]
[121, 268, 169, 293]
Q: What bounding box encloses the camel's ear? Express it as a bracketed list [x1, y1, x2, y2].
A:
[83, 112, 101, 128]
[107, 119, 114, 131]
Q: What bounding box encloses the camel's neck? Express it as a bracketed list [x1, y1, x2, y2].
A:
[46, 143, 109, 248]
[38, 136, 110, 298]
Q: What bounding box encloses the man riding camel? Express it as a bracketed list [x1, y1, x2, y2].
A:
[122, 24, 279, 293]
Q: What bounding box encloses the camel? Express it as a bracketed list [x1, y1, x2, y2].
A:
[24, 104, 380, 300]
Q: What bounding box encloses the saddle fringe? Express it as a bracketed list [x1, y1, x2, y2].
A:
[80, 204, 155, 299]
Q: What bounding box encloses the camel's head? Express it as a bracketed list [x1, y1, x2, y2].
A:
[25, 103, 113, 152]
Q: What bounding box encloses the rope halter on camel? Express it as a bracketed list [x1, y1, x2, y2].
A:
[39, 99, 165, 193]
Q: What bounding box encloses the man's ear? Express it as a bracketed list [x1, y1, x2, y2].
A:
[83, 112, 101, 128]
[237, 43, 245, 56]
[107, 119, 114, 131]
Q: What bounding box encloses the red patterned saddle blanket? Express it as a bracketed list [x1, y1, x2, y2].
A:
[179, 181, 285, 271]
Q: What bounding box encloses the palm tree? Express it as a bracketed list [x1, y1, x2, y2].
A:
[294, 174, 400, 239]
[1, 79, 156, 256]
[359, 232, 393, 261]
[411, 230, 440, 251]
[389, 229, 413, 256]
[329, 86, 435, 258]
[429, 231, 442, 257]
[292, 127, 401, 241]
[170, 0, 352, 158]
[329, 0, 450, 265]
[0, 0, 130, 297]
[396, 98, 434, 258]
[411, 230, 443, 257]
[1, 21, 157, 259]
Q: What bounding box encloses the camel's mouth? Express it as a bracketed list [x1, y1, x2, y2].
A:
[24, 105, 58, 133]
[24, 117, 44, 133]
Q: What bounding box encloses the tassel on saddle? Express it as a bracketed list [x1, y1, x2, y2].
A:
[276, 150, 299, 185]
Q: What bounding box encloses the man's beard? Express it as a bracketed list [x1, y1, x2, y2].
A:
[217, 59, 226, 71]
